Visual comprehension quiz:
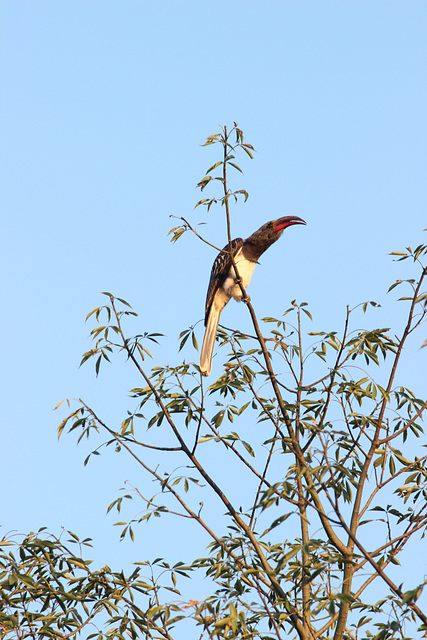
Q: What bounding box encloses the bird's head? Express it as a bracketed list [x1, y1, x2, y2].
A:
[251, 215, 306, 243]
[243, 216, 306, 260]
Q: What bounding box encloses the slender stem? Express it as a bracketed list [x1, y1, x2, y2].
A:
[337, 510, 427, 627]
[378, 399, 427, 444]
[295, 308, 310, 630]
[303, 307, 350, 454]
[249, 438, 276, 529]
[349, 268, 426, 538]
[244, 298, 348, 556]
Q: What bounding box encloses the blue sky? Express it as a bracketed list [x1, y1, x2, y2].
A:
[1, 0, 426, 625]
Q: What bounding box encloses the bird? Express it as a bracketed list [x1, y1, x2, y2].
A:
[199, 216, 306, 376]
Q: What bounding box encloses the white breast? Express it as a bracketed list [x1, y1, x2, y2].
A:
[222, 248, 256, 302]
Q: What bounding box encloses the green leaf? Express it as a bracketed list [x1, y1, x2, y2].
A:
[206, 161, 222, 174]
[242, 440, 255, 457]
[192, 331, 198, 351]
[302, 307, 313, 320]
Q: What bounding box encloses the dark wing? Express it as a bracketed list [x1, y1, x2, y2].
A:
[204, 238, 244, 325]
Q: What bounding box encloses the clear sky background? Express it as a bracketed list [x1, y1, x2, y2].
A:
[1, 0, 426, 631]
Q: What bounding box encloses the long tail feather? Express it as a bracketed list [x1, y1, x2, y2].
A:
[199, 307, 221, 377]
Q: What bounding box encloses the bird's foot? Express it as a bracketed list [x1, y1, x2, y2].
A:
[243, 294, 251, 304]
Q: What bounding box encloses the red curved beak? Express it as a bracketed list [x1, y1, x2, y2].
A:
[273, 216, 306, 233]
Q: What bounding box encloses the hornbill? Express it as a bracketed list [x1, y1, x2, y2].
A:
[199, 216, 306, 376]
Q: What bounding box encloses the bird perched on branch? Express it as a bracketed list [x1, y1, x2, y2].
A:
[199, 216, 306, 376]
